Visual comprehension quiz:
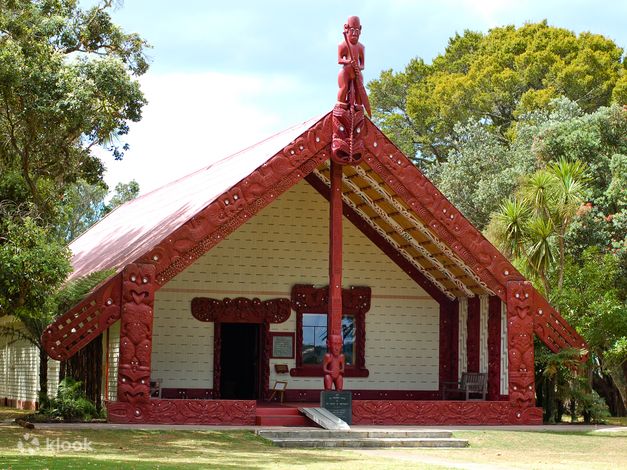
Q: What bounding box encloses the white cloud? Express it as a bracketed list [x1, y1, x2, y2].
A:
[100, 71, 303, 195]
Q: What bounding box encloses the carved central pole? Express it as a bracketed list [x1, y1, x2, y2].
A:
[325, 159, 345, 391]
[329, 160, 344, 340]
[324, 15, 370, 392]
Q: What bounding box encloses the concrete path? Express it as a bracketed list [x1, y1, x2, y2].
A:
[2, 420, 625, 433]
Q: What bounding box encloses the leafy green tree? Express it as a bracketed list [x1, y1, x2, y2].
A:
[487, 159, 588, 295]
[369, 22, 626, 165]
[0, 0, 148, 219]
[105, 179, 140, 214]
[0, 0, 148, 402]
[552, 248, 627, 416]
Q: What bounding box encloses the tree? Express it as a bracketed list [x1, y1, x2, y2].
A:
[0, 0, 149, 402]
[0, 0, 148, 220]
[369, 22, 626, 166]
[552, 248, 627, 416]
[105, 179, 140, 214]
[487, 159, 588, 296]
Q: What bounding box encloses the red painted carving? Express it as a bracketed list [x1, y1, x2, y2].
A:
[327, 161, 345, 390]
[262, 320, 271, 399]
[323, 334, 345, 390]
[507, 281, 535, 408]
[439, 300, 458, 388]
[285, 389, 440, 402]
[191, 297, 291, 324]
[360, 120, 520, 301]
[487, 296, 503, 400]
[42, 273, 122, 361]
[117, 264, 156, 404]
[106, 399, 255, 425]
[532, 288, 588, 358]
[332, 16, 370, 165]
[466, 296, 480, 373]
[291, 284, 370, 376]
[305, 173, 450, 305]
[352, 400, 542, 425]
[212, 322, 221, 399]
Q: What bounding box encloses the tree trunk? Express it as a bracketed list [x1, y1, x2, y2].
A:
[38, 346, 48, 407]
[592, 371, 627, 417]
[61, 334, 103, 410]
[557, 232, 565, 290]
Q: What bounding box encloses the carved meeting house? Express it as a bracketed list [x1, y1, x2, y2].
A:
[41, 18, 586, 425]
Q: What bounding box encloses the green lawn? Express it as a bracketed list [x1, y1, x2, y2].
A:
[0, 419, 625, 469]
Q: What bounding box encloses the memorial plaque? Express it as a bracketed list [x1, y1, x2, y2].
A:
[271, 333, 294, 359]
[320, 390, 352, 424]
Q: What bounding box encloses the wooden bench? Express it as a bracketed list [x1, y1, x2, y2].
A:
[442, 372, 487, 400]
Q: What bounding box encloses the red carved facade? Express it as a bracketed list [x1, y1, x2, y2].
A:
[353, 400, 542, 425]
[466, 296, 480, 373]
[487, 296, 504, 400]
[107, 399, 255, 425]
[117, 264, 156, 404]
[191, 297, 291, 324]
[507, 281, 536, 408]
[40, 71, 590, 424]
[42, 273, 122, 361]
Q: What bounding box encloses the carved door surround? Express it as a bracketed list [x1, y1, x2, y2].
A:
[191, 297, 291, 399]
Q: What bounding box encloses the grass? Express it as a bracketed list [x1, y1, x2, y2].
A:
[0, 407, 31, 422]
[353, 429, 627, 470]
[0, 424, 446, 470]
[0, 406, 625, 470]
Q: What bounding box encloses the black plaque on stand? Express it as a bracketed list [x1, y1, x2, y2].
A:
[320, 390, 352, 424]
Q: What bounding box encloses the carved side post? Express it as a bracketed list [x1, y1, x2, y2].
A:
[506, 281, 535, 408]
[117, 263, 156, 403]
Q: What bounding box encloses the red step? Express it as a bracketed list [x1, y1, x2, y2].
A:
[255, 405, 315, 426]
[256, 407, 301, 416]
[255, 415, 311, 426]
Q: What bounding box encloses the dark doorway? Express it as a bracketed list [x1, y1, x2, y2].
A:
[220, 323, 261, 399]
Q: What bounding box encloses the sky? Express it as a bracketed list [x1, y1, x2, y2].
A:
[96, 0, 627, 195]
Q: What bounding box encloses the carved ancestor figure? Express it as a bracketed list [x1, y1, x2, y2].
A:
[323, 334, 345, 390]
[332, 16, 371, 165]
[337, 16, 369, 111]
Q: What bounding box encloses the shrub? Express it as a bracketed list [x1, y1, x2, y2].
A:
[41, 378, 98, 422]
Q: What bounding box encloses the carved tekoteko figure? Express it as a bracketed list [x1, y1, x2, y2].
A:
[323, 334, 345, 390]
[332, 16, 371, 165]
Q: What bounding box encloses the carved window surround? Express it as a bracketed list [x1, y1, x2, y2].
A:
[290, 284, 370, 378]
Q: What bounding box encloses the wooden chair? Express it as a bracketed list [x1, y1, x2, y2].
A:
[442, 372, 487, 400]
[149, 378, 162, 398]
[268, 381, 288, 403]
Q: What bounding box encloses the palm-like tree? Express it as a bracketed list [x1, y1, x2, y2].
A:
[488, 159, 588, 296]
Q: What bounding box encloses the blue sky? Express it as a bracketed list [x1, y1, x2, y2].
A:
[97, 0, 627, 193]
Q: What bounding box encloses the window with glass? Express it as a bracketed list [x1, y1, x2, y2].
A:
[301, 313, 355, 366]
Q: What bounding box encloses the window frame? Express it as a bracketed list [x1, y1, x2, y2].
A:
[290, 284, 370, 378]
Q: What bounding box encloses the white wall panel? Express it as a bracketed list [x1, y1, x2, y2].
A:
[500, 301, 509, 395]
[0, 332, 59, 405]
[458, 298, 468, 380]
[479, 295, 489, 374]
